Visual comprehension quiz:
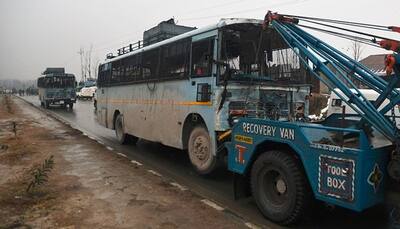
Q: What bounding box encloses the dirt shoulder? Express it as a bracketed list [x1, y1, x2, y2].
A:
[0, 95, 246, 229]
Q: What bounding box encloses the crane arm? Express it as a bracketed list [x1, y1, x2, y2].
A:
[264, 11, 400, 142]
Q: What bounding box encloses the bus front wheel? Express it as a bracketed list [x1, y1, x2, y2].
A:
[188, 126, 217, 175]
[251, 150, 310, 225]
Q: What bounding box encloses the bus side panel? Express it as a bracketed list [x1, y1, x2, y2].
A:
[102, 78, 216, 151]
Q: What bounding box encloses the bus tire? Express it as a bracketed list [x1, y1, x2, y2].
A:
[251, 150, 310, 225]
[115, 114, 129, 144]
[188, 126, 217, 175]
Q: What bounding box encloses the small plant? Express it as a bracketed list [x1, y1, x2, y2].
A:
[26, 155, 55, 193]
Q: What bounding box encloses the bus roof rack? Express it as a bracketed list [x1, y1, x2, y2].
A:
[106, 53, 115, 59]
[117, 40, 143, 56]
[106, 19, 196, 59]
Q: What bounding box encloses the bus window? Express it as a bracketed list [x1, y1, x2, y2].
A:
[123, 55, 141, 82]
[142, 48, 160, 80]
[111, 60, 123, 84]
[98, 63, 111, 87]
[191, 39, 214, 77]
[220, 24, 308, 84]
[37, 75, 75, 88]
[161, 39, 190, 79]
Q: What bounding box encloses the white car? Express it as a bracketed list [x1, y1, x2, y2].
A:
[326, 88, 400, 128]
[78, 86, 97, 100]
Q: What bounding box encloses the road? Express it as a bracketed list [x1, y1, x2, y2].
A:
[21, 96, 393, 228]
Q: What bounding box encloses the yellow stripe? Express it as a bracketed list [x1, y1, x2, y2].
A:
[97, 98, 212, 106]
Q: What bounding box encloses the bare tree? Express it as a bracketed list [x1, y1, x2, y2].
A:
[349, 40, 365, 87]
[92, 58, 100, 80]
[79, 45, 100, 82]
[78, 47, 85, 82]
[84, 45, 93, 80]
[350, 39, 364, 61]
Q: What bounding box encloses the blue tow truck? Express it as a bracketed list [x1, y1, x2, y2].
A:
[225, 12, 400, 225]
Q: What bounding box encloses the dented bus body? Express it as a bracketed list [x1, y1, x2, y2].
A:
[96, 18, 312, 174]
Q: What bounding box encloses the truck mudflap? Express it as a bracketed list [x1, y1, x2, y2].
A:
[226, 118, 390, 212]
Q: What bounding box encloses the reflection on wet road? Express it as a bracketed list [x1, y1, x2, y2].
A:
[21, 96, 392, 228]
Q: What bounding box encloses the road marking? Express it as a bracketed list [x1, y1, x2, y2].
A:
[131, 160, 143, 166]
[97, 140, 105, 145]
[201, 199, 224, 211]
[106, 146, 114, 151]
[116, 153, 127, 158]
[88, 136, 96, 140]
[170, 182, 188, 191]
[147, 169, 162, 177]
[245, 222, 261, 229]
[82, 132, 87, 136]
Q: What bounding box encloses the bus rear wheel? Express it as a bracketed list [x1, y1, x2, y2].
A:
[115, 114, 138, 145]
[251, 150, 310, 225]
[115, 114, 129, 144]
[188, 126, 217, 175]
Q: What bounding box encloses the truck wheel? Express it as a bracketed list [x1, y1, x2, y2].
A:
[188, 126, 217, 175]
[251, 150, 310, 225]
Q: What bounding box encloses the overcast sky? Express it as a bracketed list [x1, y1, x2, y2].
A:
[0, 0, 399, 81]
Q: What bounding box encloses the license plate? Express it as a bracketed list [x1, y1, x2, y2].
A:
[318, 155, 355, 201]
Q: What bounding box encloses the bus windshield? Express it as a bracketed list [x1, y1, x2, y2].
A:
[220, 23, 309, 84]
[38, 75, 75, 88]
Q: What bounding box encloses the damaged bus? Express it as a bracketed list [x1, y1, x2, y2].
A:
[96, 18, 312, 174]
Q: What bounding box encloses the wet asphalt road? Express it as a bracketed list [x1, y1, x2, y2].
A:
[20, 96, 392, 228]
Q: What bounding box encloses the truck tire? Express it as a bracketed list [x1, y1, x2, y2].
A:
[188, 126, 217, 175]
[251, 150, 310, 225]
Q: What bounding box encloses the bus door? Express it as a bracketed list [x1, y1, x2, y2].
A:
[190, 31, 218, 104]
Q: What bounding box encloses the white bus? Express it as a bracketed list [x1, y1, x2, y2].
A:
[96, 18, 312, 174]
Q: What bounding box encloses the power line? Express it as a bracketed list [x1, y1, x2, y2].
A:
[178, 0, 245, 16]
[179, 0, 308, 22]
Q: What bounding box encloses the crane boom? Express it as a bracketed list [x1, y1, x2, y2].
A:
[265, 11, 400, 142]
